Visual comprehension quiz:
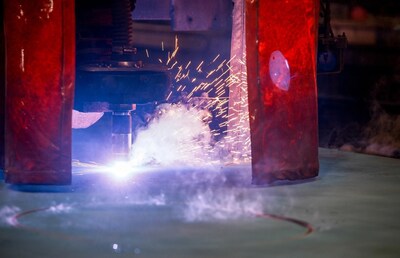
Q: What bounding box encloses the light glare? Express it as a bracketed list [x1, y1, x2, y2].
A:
[107, 161, 135, 181]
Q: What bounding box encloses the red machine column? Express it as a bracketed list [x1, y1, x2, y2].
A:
[1, 2, 5, 170]
[4, 0, 75, 184]
[246, 0, 319, 184]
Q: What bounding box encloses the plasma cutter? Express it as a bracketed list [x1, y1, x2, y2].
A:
[2, 0, 336, 185]
[74, 0, 170, 161]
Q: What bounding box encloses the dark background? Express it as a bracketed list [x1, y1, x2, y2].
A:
[317, 0, 400, 157]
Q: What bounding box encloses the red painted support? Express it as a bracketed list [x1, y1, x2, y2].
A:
[4, 0, 75, 184]
[1, 0, 5, 170]
[246, 0, 319, 184]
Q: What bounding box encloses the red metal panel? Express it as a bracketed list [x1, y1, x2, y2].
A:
[4, 0, 75, 184]
[246, 0, 319, 184]
[1, 0, 5, 170]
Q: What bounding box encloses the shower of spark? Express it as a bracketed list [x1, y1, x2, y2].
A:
[73, 36, 251, 175]
[131, 36, 251, 166]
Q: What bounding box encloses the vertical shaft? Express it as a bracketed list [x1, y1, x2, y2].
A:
[112, 111, 132, 161]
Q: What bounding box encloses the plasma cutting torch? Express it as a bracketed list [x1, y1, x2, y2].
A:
[73, 0, 170, 161]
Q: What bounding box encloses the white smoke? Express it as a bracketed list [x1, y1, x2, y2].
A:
[0, 206, 20, 226]
[47, 204, 74, 214]
[124, 103, 261, 222]
[72, 94, 260, 223]
[129, 104, 217, 166]
[183, 187, 263, 222]
[363, 102, 400, 156]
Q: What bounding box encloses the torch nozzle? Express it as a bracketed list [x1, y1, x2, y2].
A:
[112, 111, 132, 161]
